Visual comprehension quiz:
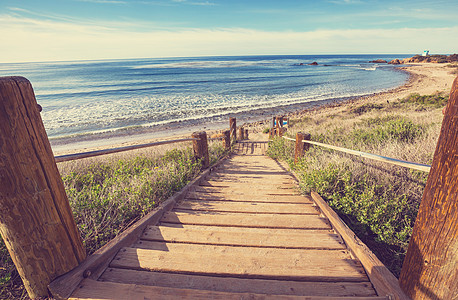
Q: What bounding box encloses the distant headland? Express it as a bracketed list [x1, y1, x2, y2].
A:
[370, 53, 458, 65]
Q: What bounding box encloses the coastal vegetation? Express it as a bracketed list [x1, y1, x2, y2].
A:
[267, 92, 447, 277]
[0, 140, 227, 299]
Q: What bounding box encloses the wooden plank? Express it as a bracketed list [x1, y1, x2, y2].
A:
[209, 174, 294, 181]
[48, 155, 230, 300]
[204, 177, 295, 184]
[140, 225, 345, 249]
[100, 268, 378, 297]
[200, 180, 296, 189]
[160, 211, 330, 229]
[311, 192, 409, 300]
[70, 279, 389, 300]
[194, 185, 299, 195]
[186, 192, 311, 203]
[111, 246, 368, 282]
[175, 200, 318, 214]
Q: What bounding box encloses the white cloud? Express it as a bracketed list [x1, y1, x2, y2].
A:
[1, 12, 457, 63]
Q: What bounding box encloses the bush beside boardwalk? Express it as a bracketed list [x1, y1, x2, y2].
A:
[267, 92, 448, 277]
[0, 140, 227, 299]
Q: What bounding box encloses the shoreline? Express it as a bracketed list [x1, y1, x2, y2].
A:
[51, 63, 456, 157]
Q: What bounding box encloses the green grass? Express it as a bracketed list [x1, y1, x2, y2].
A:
[0, 141, 228, 299]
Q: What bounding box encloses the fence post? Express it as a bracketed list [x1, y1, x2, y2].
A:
[222, 130, 231, 151]
[192, 131, 209, 169]
[0, 77, 86, 298]
[229, 117, 236, 144]
[237, 127, 244, 140]
[276, 116, 284, 137]
[294, 132, 311, 163]
[399, 76, 458, 299]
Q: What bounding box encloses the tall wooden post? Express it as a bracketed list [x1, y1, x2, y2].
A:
[294, 132, 311, 163]
[0, 77, 86, 298]
[399, 77, 458, 299]
[192, 131, 209, 169]
[229, 117, 236, 144]
[222, 130, 231, 151]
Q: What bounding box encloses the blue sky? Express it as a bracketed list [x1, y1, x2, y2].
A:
[1, 0, 457, 62]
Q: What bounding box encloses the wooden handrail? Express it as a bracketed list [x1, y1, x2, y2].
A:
[282, 136, 431, 172]
[55, 138, 199, 163]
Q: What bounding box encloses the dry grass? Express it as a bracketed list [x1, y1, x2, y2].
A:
[268, 93, 446, 276]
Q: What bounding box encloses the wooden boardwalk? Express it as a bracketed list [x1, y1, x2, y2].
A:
[68, 142, 388, 299]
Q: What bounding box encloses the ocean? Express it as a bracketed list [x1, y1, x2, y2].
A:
[0, 55, 410, 150]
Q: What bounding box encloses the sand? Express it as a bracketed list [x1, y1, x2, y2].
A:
[52, 63, 457, 157]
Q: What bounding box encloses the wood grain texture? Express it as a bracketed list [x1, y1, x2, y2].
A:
[399, 76, 458, 300]
[100, 268, 377, 297]
[311, 192, 409, 300]
[0, 77, 86, 298]
[193, 185, 298, 195]
[160, 211, 330, 229]
[141, 225, 345, 249]
[192, 131, 209, 169]
[111, 245, 368, 282]
[70, 279, 390, 300]
[175, 199, 318, 214]
[186, 191, 310, 203]
[229, 117, 236, 143]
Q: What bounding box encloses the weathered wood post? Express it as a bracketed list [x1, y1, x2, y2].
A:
[229, 117, 236, 144]
[222, 130, 231, 151]
[399, 76, 458, 300]
[192, 131, 209, 169]
[237, 127, 244, 140]
[294, 132, 311, 163]
[276, 116, 283, 137]
[0, 77, 86, 298]
[245, 129, 249, 140]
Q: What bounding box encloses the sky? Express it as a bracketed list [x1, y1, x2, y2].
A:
[1, 0, 457, 63]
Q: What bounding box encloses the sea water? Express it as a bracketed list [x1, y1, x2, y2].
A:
[0, 55, 410, 143]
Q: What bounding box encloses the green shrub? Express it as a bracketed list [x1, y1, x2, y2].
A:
[350, 103, 384, 115]
[350, 117, 425, 145]
[401, 92, 448, 108]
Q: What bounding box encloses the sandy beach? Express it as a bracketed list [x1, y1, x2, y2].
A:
[52, 63, 456, 157]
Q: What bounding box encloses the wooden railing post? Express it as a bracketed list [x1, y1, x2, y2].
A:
[294, 132, 311, 163]
[222, 130, 231, 151]
[237, 127, 244, 140]
[229, 117, 236, 144]
[276, 116, 284, 137]
[399, 76, 458, 300]
[0, 77, 86, 298]
[192, 131, 209, 169]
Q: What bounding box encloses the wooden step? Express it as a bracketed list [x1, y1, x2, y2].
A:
[199, 180, 297, 189]
[175, 200, 318, 214]
[140, 225, 345, 249]
[194, 185, 299, 195]
[186, 192, 310, 203]
[111, 245, 368, 282]
[160, 211, 330, 229]
[70, 279, 387, 300]
[100, 268, 378, 297]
